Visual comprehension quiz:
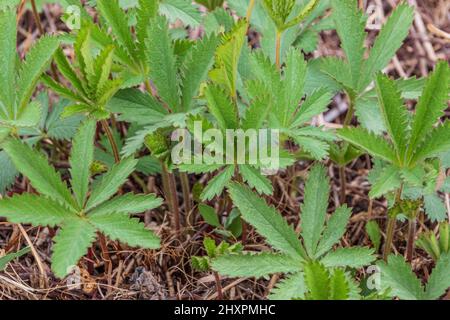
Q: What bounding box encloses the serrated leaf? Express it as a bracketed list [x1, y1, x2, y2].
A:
[85, 157, 138, 210]
[321, 247, 376, 268]
[146, 15, 180, 111]
[0, 150, 18, 194]
[0, 194, 73, 226]
[239, 165, 273, 195]
[424, 252, 450, 300]
[315, 206, 351, 258]
[3, 139, 75, 208]
[242, 92, 272, 130]
[377, 255, 425, 300]
[304, 261, 330, 300]
[412, 122, 450, 165]
[337, 127, 397, 164]
[269, 272, 306, 300]
[227, 182, 305, 259]
[369, 164, 402, 199]
[365, 220, 382, 252]
[160, 0, 202, 27]
[423, 194, 447, 223]
[204, 84, 238, 130]
[70, 120, 96, 208]
[198, 203, 221, 227]
[329, 269, 350, 300]
[52, 218, 97, 278]
[212, 253, 301, 278]
[0, 247, 30, 271]
[359, 4, 414, 90]
[201, 165, 234, 201]
[0, 7, 17, 114]
[89, 213, 160, 249]
[290, 88, 332, 128]
[300, 164, 330, 257]
[88, 193, 162, 217]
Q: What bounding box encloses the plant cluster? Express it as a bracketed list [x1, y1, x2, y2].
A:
[0, 0, 449, 300]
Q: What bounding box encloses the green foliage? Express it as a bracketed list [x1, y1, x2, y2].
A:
[416, 222, 450, 261]
[192, 237, 242, 272]
[377, 253, 450, 300]
[212, 164, 375, 298]
[0, 247, 30, 271]
[0, 121, 162, 278]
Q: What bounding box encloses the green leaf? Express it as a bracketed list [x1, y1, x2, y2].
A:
[315, 206, 351, 258]
[0, 247, 30, 271]
[146, 15, 180, 110]
[365, 220, 382, 252]
[88, 193, 163, 216]
[180, 35, 220, 111]
[321, 247, 376, 268]
[136, 0, 159, 61]
[239, 165, 273, 195]
[204, 84, 238, 130]
[0, 150, 18, 194]
[269, 272, 306, 300]
[16, 36, 60, 112]
[337, 127, 397, 164]
[52, 218, 97, 278]
[425, 252, 450, 300]
[329, 269, 350, 300]
[160, 0, 202, 27]
[369, 164, 402, 199]
[212, 253, 301, 277]
[227, 182, 305, 259]
[290, 88, 332, 128]
[423, 194, 447, 223]
[3, 139, 74, 208]
[409, 62, 450, 154]
[89, 213, 160, 249]
[0, 194, 73, 226]
[201, 165, 234, 201]
[303, 261, 330, 300]
[375, 73, 410, 159]
[53, 48, 87, 99]
[0, 7, 17, 114]
[70, 120, 96, 208]
[300, 164, 330, 257]
[85, 157, 138, 211]
[331, 0, 366, 88]
[241, 92, 272, 130]
[97, 0, 136, 58]
[198, 203, 221, 227]
[377, 255, 425, 300]
[359, 4, 414, 90]
[412, 122, 450, 164]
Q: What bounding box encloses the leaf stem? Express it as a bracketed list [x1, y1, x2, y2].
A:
[213, 271, 224, 300]
[179, 172, 192, 224]
[100, 119, 120, 163]
[30, 0, 44, 35]
[275, 30, 282, 69]
[406, 217, 416, 262]
[161, 162, 181, 234]
[383, 215, 396, 261]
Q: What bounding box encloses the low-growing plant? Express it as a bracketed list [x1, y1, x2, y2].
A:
[416, 222, 449, 261]
[211, 165, 376, 299]
[338, 62, 450, 260]
[0, 120, 162, 278]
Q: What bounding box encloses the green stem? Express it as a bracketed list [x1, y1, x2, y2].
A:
[101, 119, 120, 163]
[275, 30, 282, 69]
[161, 162, 181, 233]
[383, 215, 396, 261]
[246, 0, 256, 21]
[179, 172, 192, 225]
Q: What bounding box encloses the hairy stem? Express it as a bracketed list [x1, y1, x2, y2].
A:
[339, 166, 346, 205]
[179, 172, 192, 225]
[383, 215, 396, 261]
[406, 218, 416, 262]
[213, 271, 223, 300]
[161, 163, 181, 233]
[275, 30, 282, 69]
[101, 119, 120, 163]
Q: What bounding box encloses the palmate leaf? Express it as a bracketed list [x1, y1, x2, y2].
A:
[331, 0, 366, 89]
[300, 165, 330, 257]
[0, 194, 73, 227]
[319, 57, 354, 92]
[85, 157, 138, 211]
[70, 120, 96, 207]
[97, 0, 136, 59]
[227, 182, 306, 259]
[359, 4, 414, 90]
[0, 7, 16, 114]
[146, 15, 180, 111]
[180, 35, 220, 111]
[377, 255, 425, 300]
[375, 74, 410, 160]
[88, 194, 163, 217]
[52, 218, 97, 278]
[337, 127, 397, 164]
[269, 272, 306, 300]
[212, 253, 301, 278]
[3, 139, 75, 208]
[89, 213, 160, 249]
[408, 62, 450, 154]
